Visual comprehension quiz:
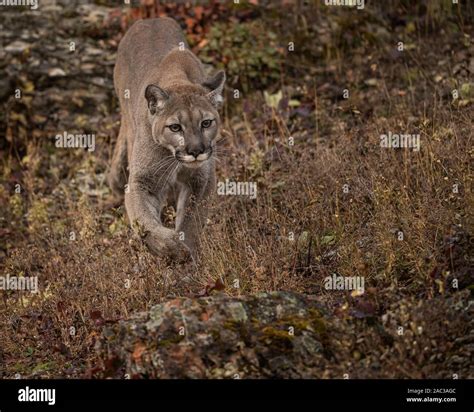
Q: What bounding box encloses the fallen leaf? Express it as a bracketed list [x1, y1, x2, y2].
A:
[132, 343, 147, 361]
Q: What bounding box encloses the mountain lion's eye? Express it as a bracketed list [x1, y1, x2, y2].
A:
[168, 124, 182, 132]
[201, 119, 213, 128]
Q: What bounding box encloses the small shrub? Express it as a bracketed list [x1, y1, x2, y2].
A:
[199, 21, 282, 92]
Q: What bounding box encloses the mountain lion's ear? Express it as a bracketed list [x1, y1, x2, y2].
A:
[145, 84, 169, 115]
[202, 70, 226, 108]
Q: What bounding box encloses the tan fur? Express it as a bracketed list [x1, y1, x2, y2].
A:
[108, 18, 225, 260]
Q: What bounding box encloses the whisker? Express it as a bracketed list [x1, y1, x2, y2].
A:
[214, 150, 231, 157]
[152, 162, 173, 178]
[157, 159, 178, 189]
[215, 134, 229, 143]
[152, 156, 175, 177]
[212, 153, 225, 164]
[214, 147, 231, 154]
[151, 155, 173, 172]
[160, 161, 180, 193]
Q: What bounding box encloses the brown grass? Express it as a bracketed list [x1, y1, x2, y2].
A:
[0, 0, 472, 378]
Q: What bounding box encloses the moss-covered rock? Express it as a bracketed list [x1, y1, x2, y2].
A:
[97, 291, 332, 378]
[96, 290, 473, 379]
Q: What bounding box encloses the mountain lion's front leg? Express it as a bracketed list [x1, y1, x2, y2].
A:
[176, 172, 214, 255]
[125, 175, 191, 261]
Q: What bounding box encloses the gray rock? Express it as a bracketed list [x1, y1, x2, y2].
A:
[97, 291, 331, 378]
[5, 40, 31, 54]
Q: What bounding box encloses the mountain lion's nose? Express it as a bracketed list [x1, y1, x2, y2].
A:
[186, 143, 205, 158]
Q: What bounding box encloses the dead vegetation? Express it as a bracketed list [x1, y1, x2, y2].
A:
[0, 0, 472, 378]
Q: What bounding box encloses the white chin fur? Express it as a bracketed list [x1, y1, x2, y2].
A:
[179, 153, 210, 168]
[180, 154, 197, 163]
[180, 153, 210, 163]
[196, 153, 210, 161]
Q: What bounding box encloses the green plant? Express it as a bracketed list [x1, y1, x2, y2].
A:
[199, 21, 282, 92]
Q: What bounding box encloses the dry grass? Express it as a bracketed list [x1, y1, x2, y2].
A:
[0, 1, 472, 378]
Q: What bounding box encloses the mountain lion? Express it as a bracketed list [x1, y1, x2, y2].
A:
[108, 17, 225, 260]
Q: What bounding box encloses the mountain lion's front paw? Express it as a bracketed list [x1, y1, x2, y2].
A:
[144, 228, 191, 262]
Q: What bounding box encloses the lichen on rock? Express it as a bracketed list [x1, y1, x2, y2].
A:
[97, 291, 332, 378]
[96, 290, 473, 379]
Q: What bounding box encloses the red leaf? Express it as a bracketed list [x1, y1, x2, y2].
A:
[196, 277, 226, 297]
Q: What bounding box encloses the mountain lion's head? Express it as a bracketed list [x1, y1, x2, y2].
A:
[145, 70, 225, 169]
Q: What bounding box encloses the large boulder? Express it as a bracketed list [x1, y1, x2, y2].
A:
[97, 291, 334, 378]
[96, 290, 473, 379]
